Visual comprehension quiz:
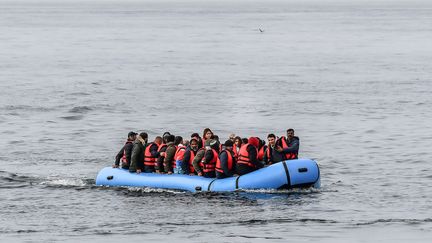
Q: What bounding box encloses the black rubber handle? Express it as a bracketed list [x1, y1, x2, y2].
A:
[298, 168, 308, 173]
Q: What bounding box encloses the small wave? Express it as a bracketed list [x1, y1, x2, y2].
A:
[60, 115, 83, 120]
[356, 218, 432, 226]
[40, 178, 94, 188]
[68, 106, 92, 113]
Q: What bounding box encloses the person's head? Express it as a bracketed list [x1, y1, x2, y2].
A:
[258, 137, 266, 149]
[234, 136, 242, 147]
[224, 140, 234, 150]
[162, 132, 171, 143]
[190, 138, 199, 151]
[203, 128, 213, 140]
[166, 134, 175, 143]
[213, 135, 219, 142]
[242, 137, 249, 144]
[229, 133, 236, 142]
[287, 128, 295, 140]
[190, 133, 200, 140]
[139, 132, 148, 143]
[267, 133, 276, 146]
[174, 136, 183, 146]
[154, 136, 163, 145]
[127, 131, 137, 141]
[248, 137, 259, 148]
[183, 139, 190, 147]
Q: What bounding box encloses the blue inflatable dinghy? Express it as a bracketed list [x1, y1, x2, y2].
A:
[96, 158, 320, 192]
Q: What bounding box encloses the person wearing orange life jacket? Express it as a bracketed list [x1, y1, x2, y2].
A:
[275, 128, 299, 160]
[236, 137, 264, 175]
[155, 132, 171, 174]
[163, 135, 177, 174]
[197, 139, 219, 178]
[190, 133, 203, 149]
[263, 133, 284, 165]
[216, 140, 237, 179]
[173, 136, 187, 174]
[143, 136, 162, 173]
[257, 137, 267, 161]
[183, 138, 199, 175]
[113, 131, 137, 169]
[232, 136, 242, 160]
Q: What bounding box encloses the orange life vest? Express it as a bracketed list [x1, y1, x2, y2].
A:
[258, 145, 267, 161]
[215, 149, 234, 174]
[237, 143, 258, 168]
[200, 148, 218, 173]
[279, 136, 298, 160]
[187, 149, 197, 174]
[167, 144, 178, 169]
[143, 142, 157, 166]
[174, 146, 186, 161]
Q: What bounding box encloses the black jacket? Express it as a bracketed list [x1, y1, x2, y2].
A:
[277, 136, 300, 157]
[262, 145, 285, 164]
[115, 140, 134, 168]
[216, 150, 236, 178]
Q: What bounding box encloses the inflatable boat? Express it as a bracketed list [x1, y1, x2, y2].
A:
[96, 158, 320, 192]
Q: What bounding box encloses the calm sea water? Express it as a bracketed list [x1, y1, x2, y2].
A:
[1, 0, 432, 242]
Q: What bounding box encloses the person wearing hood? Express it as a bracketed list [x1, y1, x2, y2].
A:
[236, 136, 264, 175]
[129, 132, 148, 173]
[276, 128, 300, 160]
[113, 131, 137, 169]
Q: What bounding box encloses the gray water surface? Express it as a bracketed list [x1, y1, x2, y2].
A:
[1, 0, 432, 242]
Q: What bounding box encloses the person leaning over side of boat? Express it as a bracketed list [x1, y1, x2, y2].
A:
[275, 128, 299, 160]
[155, 132, 170, 174]
[216, 140, 237, 179]
[163, 135, 177, 174]
[236, 137, 264, 175]
[129, 132, 148, 174]
[113, 131, 137, 169]
[143, 136, 162, 173]
[263, 133, 284, 165]
[200, 139, 219, 178]
[183, 138, 199, 175]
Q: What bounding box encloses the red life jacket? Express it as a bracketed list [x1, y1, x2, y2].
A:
[265, 146, 272, 163]
[121, 140, 133, 165]
[258, 145, 267, 161]
[187, 149, 197, 174]
[143, 142, 157, 166]
[174, 146, 186, 161]
[279, 136, 298, 160]
[237, 143, 258, 168]
[200, 149, 218, 173]
[157, 143, 167, 153]
[215, 149, 234, 174]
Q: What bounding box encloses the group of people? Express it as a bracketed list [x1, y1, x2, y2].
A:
[113, 128, 300, 179]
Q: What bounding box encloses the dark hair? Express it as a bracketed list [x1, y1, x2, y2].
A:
[234, 136, 242, 145]
[213, 135, 219, 142]
[191, 133, 200, 138]
[155, 136, 162, 140]
[202, 128, 213, 138]
[267, 133, 276, 139]
[242, 138, 249, 144]
[166, 134, 175, 143]
[190, 138, 198, 145]
[287, 128, 295, 133]
[174, 136, 183, 145]
[139, 132, 148, 140]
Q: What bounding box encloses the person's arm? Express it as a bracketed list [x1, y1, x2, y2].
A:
[193, 150, 205, 175]
[282, 139, 299, 153]
[202, 150, 213, 164]
[130, 143, 140, 171]
[155, 146, 166, 172]
[114, 144, 125, 167]
[150, 144, 159, 157]
[125, 143, 134, 166]
[262, 147, 269, 164]
[248, 146, 263, 169]
[182, 150, 191, 174]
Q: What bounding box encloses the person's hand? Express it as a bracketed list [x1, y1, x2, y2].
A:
[155, 170, 160, 174]
[189, 173, 195, 176]
[197, 172, 203, 176]
[112, 164, 119, 168]
[276, 145, 283, 152]
[233, 174, 239, 177]
[136, 169, 142, 174]
[167, 171, 173, 175]
[160, 152, 166, 157]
